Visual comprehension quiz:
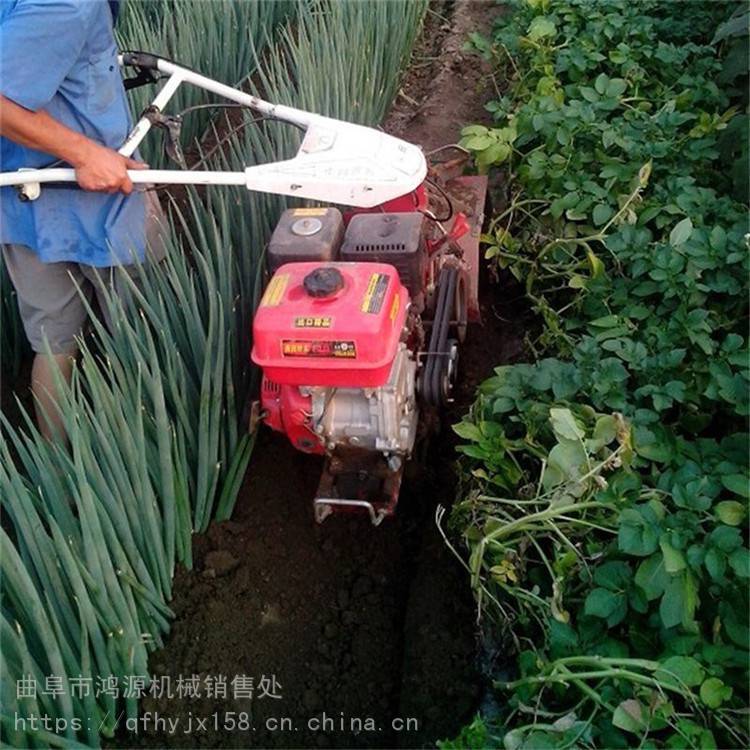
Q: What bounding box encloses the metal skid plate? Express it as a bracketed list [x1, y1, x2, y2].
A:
[313, 449, 404, 526]
[442, 174, 487, 322]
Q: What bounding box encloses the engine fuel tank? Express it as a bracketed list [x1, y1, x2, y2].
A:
[251, 262, 409, 388]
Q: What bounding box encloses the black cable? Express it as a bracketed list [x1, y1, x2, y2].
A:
[175, 102, 246, 118]
[423, 176, 453, 222]
[143, 112, 271, 193]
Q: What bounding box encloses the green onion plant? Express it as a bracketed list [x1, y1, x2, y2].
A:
[1, 1, 428, 746]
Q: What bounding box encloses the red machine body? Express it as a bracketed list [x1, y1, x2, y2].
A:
[252, 261, 410, 456]
[251, 262, 409, 388]
[250, 155, 486, 524]
[260, 376, 324, 454]
[342, 184, 428, 224]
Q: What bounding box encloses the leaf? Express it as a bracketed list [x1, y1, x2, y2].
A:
[605, 78, 627, 98]
[463, 134, 495, 151]
[634, 425, 673, 463]
[594, 415, 617, 443]
[461, 124, 489, 136]
[638, 161, 652, 188]
[586, 584, 618, 622]
[584, 587, 622, 618]
[569, 274, 587, 289]
[548, 619, 579, 657]
[612, 699, 646, 734]
[635, 554, 668, 600]
[656, 656, 705, 688]
[710, 525, 742, 552]
[503, 728, 525, 750]
[619, 507, 660, 557]
[729, 547, 750, 578]
[594, 73, 609, 95]
[712, 11, 750, 43]
[453, 421, 483, 442]
[588, 414, 617, 451]
[669, 217, 693, 246]
[544, 440, 588, 488]
[594, 561, 631, 591]
[477, 142, 512, 167]
[586, 248, 604, 279]
[715, 501, 746, 526]
[660, 537, 687, 573]
[549, 408, 585, 441]
[527, 16, 556, 41]
[659, 571, 698, 629]
[580, 86, 599, 102]
[592, 204, 614, 226]
[700, 677, 732, 708]
[721, 474, 749, 498]
[520, 731, 556, 749]
[704, 547, 727, 581]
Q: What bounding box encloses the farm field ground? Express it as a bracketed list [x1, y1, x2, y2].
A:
[119, 2, 523, 748]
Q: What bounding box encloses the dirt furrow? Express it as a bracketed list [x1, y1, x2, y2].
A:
[130, 3, 522, 748]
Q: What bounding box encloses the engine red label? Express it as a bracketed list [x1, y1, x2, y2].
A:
[281, 339, 356, 358]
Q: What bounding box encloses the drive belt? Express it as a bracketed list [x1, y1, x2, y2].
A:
[420, 265, 457, 407]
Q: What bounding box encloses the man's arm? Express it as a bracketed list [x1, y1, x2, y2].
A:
[0, 95, 147, 194]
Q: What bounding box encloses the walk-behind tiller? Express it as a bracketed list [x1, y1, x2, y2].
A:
[1, 53, 487, 525]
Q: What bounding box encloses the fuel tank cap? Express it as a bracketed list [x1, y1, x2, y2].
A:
[303, 266, 344, 298]
[291, 217, 323, 236]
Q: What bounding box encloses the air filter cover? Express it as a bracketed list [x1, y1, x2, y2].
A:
[267, 207, 344, 273]
[339, 212, 426, 301]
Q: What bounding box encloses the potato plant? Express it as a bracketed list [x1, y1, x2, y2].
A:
[446, 1, 749, 748]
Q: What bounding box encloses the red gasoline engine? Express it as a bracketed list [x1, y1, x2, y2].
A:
[251, 153, 487, 524]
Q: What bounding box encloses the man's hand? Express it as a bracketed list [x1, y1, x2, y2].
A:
[73, 143, 148, 194]
[0, 94, 148, 194]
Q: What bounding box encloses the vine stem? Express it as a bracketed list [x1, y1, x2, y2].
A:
[535, 180, 645, 265]
[496, 667, 694, 699]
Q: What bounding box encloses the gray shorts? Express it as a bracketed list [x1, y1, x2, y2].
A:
[2, 191, 168, 355]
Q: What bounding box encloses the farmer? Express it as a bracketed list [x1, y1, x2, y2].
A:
[0, 0, 164, 439]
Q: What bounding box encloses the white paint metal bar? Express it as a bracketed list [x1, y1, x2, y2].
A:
[0, 168, 247, 188]
[150, 57, 313, 128]
[119, 71, 185, 157]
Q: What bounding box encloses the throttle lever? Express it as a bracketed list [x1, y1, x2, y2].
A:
[427, 211, 471, 256]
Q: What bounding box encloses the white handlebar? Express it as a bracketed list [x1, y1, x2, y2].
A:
[1, 56, 427, 208]
[0, 168, 247, 188]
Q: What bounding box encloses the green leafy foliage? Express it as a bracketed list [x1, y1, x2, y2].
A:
[446, 1, 749, 748]
[475, 0, 749, 428]
[459, 123, 517, 172]
[449, 365, 749, 748]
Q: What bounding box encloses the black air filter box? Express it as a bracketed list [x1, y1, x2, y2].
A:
[340, 213, 426, 308]
[267, 207, 344, 273]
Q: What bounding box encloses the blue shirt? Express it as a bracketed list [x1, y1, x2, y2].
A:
[0, 0, 147, 266]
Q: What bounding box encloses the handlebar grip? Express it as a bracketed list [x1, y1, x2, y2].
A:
[120, 51, 161, 70]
